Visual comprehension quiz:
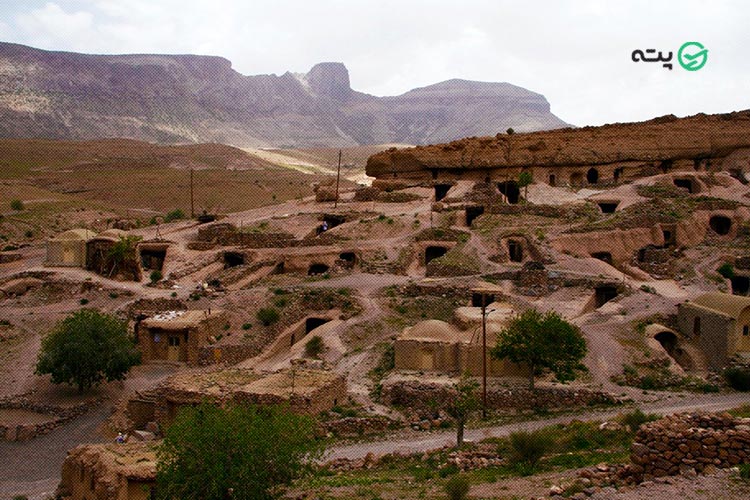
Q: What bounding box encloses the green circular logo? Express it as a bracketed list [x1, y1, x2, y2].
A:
[678, 41, 708, 71]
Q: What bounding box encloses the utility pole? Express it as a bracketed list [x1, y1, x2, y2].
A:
[481, 292, 487, 418]
[334, 150, 342, 208]
[190, 168, 195, 218]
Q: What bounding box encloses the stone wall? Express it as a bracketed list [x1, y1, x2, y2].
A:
[0, 394, 100, 441]
[382, 380, 620, 416]
[630, 413, 750, 480]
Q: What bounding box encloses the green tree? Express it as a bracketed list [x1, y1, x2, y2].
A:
[106, 235, 141, 278]
[35, 309, 141, 392]
[156, 403, 323, 500]
[491, 309, 587, 390]
[518, 171, 533, 201]
[445, 376, 480, 447]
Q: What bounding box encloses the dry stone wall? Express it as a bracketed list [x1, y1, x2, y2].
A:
[630, 413, 750, 480]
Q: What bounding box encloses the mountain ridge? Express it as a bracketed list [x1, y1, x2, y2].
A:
[0, 42, 569, 147]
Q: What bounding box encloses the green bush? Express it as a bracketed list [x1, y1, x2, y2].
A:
[164, 208, 185, 222]
[509, 430, 549, 472]
[717, 263, 735, 279]
[10, 199, 24, 211]
[444, 474, 470, 500]
[256, 307, 280, 326]
[242, 323, 252, 330]
[304, 336, 324, 358]
[739, 463, 750, 482]
[725, 366, 750, 391]
[619, 409, 658, 430]
[79, 298, 89, 305]
[150, 270, 163, 283]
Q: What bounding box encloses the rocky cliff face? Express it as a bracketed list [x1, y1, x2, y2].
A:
[365, 111, 750, 179]
[0, 42, 568, 147]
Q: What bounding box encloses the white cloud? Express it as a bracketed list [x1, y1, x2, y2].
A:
[0, 0, 747, 127]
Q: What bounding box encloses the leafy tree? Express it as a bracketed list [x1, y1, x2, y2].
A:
[518, 171, 533, 200]
[35, 309, 140, 392]
[106, 235, 141, 278]
[491, 309, 587, 390]
[156, 402, 323, 500]
[445, 376, 480, 447]
[444, 474, 470, 500]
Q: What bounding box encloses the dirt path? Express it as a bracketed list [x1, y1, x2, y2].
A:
[324, 392, 750, 461]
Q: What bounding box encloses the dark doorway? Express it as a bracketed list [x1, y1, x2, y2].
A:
[497, 181, 520, 204]
[308, 263, 329, 275]
[570, 172, 584, 187]
[305, 317, 330, 334]
[317, 214, 346, 235]
[339, 252, 357, 265]
[709, 215, 732, 235]
[425, 246, 448, 265]
[272, 261, 285, 274]
[434, 184, 452, 201]
[732, 276, 750, 296]
[549, 174, 556, 186]
[591, 252, 613, 264]
[614, 167, 624, 182]
[471, 293, 495, 307]
[586, 168, 599, 184]
[465, 205, 485, 226]
[660, 160, 673, 173]
[431, 169, 439, 180]
[507, 240, 524, 262]
[140, 248, 167, 271]
[595, 285, 618, 307]
[223, 251, 245, 269]
[654, 331, 677, 354]
[673, 178, 694, 193]
[662, 229, 675, 246]
[597, 202, 619, 213]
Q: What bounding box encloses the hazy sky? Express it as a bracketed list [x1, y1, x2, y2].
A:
[0, 0, 748, 127]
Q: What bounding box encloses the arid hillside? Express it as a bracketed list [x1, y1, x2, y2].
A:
[0, 42, 569, 147]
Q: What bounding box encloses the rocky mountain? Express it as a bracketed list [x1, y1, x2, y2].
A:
[0, 42, 568, 147]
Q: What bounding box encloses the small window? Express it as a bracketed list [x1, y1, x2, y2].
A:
[693, 317, 701, 336]
[168, 336, 180, 347]
[744, 325, 749, 336]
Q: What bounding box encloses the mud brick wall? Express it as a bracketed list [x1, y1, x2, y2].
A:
[630, 413, 750, 479]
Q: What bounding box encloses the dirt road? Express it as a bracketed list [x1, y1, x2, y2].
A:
[324, 392, 750, 461]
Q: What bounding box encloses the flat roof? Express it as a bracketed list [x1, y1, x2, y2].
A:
[141, 310, 224, 330]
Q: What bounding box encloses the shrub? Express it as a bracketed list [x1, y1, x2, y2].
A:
[305, 336, 324, 358]
[242, 323, 252, 330]
[164, 208, 185, 222]
[725, 366, 750, 391]
[717, 263, 735, 279]
[506, 127, 515, 135]
[619, 409, 658, 430]
[10, 199, 24, 211]
[444, 474, 470, 500]
[79, 298, 89, 305]
[150, 270, 163, 283]
[509, 430, 549, 472]
[739, 463, 750, 482]
[256, 307, 280, 326]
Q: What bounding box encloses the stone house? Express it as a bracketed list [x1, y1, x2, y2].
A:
[57, 443, 155, 500]
[677, 292, 750, 369]
[126, 367, 346, 429]
[136, 310, 227, 364]
[394, 319, 527, 377]
[45, 228, 97, 267]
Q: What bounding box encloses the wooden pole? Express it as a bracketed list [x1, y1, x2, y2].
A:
[482, 292, 487, 419]
[334, 150, 342, 208]
[190, 168, 195, 218]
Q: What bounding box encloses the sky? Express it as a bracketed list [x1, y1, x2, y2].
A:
[0, 0, 748, 127]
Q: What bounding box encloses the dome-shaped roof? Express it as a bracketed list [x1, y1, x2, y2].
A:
[97, 228, 128, 240]
[401, 320, 460, 342]
[690, 292, 750, 319]
[51, 228, 97, 241]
